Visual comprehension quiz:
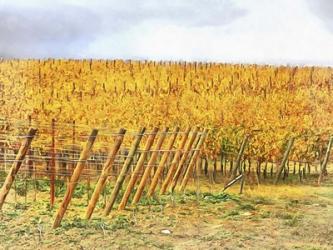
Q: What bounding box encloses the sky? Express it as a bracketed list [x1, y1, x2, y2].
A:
[0, 0, 332, 66]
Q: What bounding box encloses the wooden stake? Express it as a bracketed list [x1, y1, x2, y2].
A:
[160, 127, 191, 194]
[50, 118, 56, 208]
[169, 126, 199, 192]
[0, 128, 37, 210]
[232, 135, 249, 178]
[239, 174, 245, 194]
[274, 138, 294, 185]
[318, 136, 333, 185]
[118, 127, 158, 210]
[85, 128, 126, 220]
[147, 127, 179, 197]
[132, 128, 168, 204]
[70, 120, 76, 183]
[179, 129, 208, 192]
[104, 128, 145, 216]
[53, 129, 98, 228]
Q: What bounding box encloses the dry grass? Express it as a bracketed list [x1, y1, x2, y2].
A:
[0, 175, 332, 250]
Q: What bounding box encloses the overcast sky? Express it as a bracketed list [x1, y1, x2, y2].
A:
[0, 0, 332, 66]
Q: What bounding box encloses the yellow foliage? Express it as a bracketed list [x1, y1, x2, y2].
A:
[0, 59, 332, 160]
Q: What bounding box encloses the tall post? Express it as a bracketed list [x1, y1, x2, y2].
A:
[50, 118, 56, 208]
[53, 129, 98, 228]
[118, 127, 159, 210]
[147, 127, 179, 197]
[160, 127, 190, 194]
[179, 129, 208, 192]
[85, 128, 126, 219]
[169, 126, 199, 192]
[0, 128, 37, 210]
[274, 137, 295, 185]
[27, 115, 33, 176]
[318, 136, 333, 185]
[232, 135, 249, 178]
[104, 128, 145, 215]
[71, 120, 76, 181]
[132, 128, 169, 204]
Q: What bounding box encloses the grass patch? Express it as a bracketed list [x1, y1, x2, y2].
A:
[238, 203, 255, 211]
[283, 213, 303, 227]
[260, 210, 272, 218]
[202, 192, 239, 204]
[252, 196, 274, 205]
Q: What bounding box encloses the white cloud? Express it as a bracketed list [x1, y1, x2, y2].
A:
[0, 0, 332, 66]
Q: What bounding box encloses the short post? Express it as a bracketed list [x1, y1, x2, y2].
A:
[0, 128, 37, 210]
[53, 129, 98, 228]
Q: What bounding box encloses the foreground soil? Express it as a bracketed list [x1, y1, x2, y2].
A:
[0, 177, 332, 250]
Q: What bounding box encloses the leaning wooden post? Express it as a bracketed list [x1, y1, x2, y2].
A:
[160, 127, 191, 194]
[147, 127, 179, 197]
[169, 126, 199, 192]
[104, 128, 145, 216]
[223, 174, 243, 192]
[50, 118, 56, 208]
[0, 128, 37, 210]
[118, 127, 159, 210]
[318, 136, 333, 185]
[85, 128, 126, 220]
[179, 129, 208, 192]
[53, 129, 98, 229]
[182, 132, 202, 182]
[132, 128, 169, 204]
[274, 137, 295, 185]
[231, 135, 249, 178]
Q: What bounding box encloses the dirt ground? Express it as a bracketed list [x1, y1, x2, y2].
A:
[0, 175, 332, 250]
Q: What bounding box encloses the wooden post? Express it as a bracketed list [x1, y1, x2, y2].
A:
[263, 161, 268, 179]
[50, 118, 56, 208]
[223, 174, 243, 192]
[27, 116, 33, 177]
[318, 136, 333, 185]
[147, 127, 179, 197]
[132, 128, 168, 204]
[239, 174, 245, 194]
[70, 120, 76, 182]
[160, 127, 191, 194]
[104, 128, 145, 216]
[118, 127, 158, 210]
[274, 137, 295, 185]
[0, 128, 37, 210]
[53, 129, 98, 228]
[169, 126, 199, 192]
[85, 128, 126, 219]
[179, 129, 208, 192]
[232, 135, 249, 178]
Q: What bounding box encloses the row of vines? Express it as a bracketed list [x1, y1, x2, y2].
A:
[0, 59, 332, 163]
